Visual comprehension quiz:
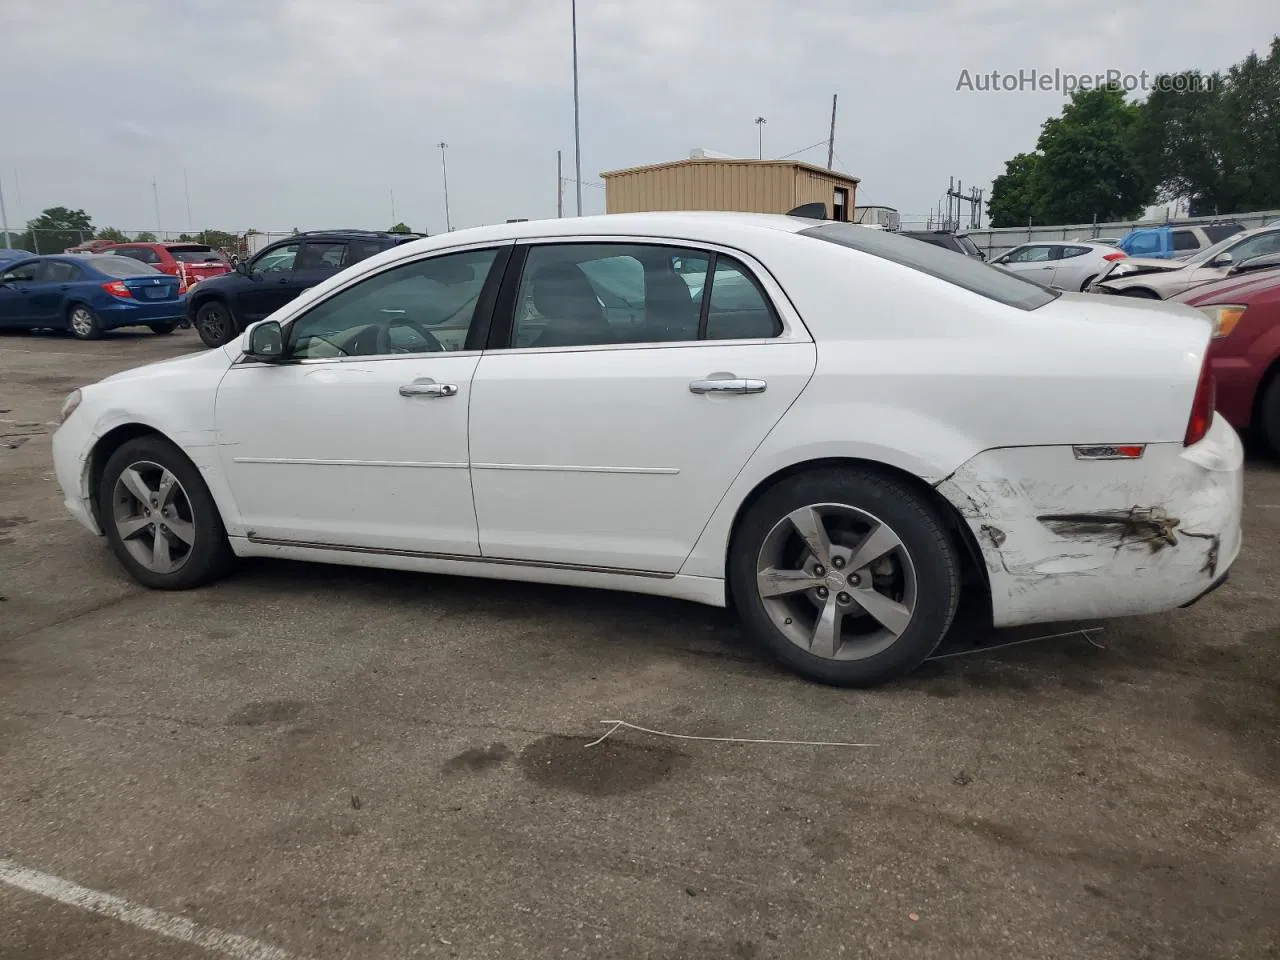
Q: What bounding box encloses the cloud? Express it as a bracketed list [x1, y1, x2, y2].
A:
[2, 0, 1275, 233]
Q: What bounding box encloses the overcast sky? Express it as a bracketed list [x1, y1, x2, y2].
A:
[2, 0, 1274, 236]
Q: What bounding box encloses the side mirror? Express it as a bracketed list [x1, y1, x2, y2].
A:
[1211, 252, 1234, 268]
[235, 259, 252, 277]
[244, 320, 285, 362]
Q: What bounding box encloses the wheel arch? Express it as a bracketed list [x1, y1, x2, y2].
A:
[87, 423, 182, 530]
[1252, 355, 1280, 439]
[720, 456, 990, 610]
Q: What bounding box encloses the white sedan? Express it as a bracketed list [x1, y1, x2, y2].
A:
[991, 240, 1128, 291]
[51, 213, 1243, 687]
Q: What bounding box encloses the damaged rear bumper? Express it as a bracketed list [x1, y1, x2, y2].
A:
[936, 413, 1243, 628]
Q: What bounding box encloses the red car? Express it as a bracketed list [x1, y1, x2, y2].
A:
[1173, 253, 1280, 454]
[100, 242, 231, 293]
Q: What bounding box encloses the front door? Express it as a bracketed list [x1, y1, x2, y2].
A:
[214, 244, 508, 554]
[469, 240, 816, 574]
[240, 242, 303, 322]
[1000, 244, 1061, 284]
[0, 260, 40, 327]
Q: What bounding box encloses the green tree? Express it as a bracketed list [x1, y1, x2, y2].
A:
[987, 153, 1044, 227]
[195, 229, 241, 253]
[95, 226, 128, 243]
[20, 206, 93, 254]
[1136, 38, 1280, 214]
[133, 231, 158, 242]
[389, 221, 413, 233]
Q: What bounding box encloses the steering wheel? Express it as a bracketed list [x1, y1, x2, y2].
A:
[377, 317, 445, 354]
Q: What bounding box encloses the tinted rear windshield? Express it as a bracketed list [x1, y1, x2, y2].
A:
[87, 256, 161, 277]
[166, 245, 224, 263]
[799, 223, 1059, 311]
[1202, 224, 1245, 244]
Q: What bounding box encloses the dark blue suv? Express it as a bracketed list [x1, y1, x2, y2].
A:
[187, 230, 423, 347]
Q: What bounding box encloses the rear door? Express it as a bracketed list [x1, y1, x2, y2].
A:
[468, 239, 816, 573]
[30, 260, 83, 323]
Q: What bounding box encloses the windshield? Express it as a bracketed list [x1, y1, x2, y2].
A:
[800, 223, 1059, 311]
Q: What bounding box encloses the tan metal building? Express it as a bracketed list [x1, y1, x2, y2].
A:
[600, 158, 859, 221]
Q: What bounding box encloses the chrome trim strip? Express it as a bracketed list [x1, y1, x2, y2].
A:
[233, 349, 482, 368]
[471, 462, 679, 475]
[1071, 445, 1146, 461]
[245, 535, 675, 579]
[232, 457, 467, 469]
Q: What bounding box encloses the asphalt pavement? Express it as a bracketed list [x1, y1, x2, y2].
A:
[2, 329, 1277, 959]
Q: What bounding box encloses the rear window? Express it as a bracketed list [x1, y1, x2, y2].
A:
[86, 256, 161, 277]
[799, 223, 1059, 311]
[1172, 230, 1199, 251]
[166, 245, 223, 263]
[1203, 223, 1245, 243]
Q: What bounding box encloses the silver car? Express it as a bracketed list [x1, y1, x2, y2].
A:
[1094, 224, 1280, 299]
[990, 241, 1127, 292]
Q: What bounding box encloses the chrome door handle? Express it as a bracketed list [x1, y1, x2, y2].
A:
[689, 378, 767, 395]
[399, 378, 458, 398]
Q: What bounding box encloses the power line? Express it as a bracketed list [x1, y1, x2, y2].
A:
[777, 139, 829, 160]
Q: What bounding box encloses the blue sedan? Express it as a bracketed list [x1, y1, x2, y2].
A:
[0, 254, 186, 339]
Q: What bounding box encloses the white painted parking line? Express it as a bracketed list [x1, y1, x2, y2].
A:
[0, 857, 300, 960]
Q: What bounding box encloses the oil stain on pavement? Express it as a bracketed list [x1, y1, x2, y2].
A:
[518, 734, 688, 797]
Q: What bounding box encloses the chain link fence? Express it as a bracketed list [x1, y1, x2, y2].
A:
[1, 229, 304, 258]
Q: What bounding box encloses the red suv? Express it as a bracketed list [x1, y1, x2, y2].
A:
[1173, 253, 1280, 454]
[101, 242, 231, 293]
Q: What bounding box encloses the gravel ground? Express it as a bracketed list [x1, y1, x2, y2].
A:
[2, 329, 1277, 960]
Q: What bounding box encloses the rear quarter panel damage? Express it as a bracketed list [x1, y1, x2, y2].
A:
[935, 414, 1243, 626]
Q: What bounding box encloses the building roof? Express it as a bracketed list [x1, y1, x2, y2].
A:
[601, 157, 859, 184]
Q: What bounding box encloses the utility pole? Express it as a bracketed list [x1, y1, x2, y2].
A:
[826, 94, 838, 169]
[183, 168, 193, 231]
[945, 177, 984, 229]
[556, 150, 564, 218]
[571, 0, 583, 216]
[390, 188, 396, 225]
[152, 178, 162, 237]
[754, 116, 767, 159]
[0, 175, 9, 247]
[438, 142, 452, 232]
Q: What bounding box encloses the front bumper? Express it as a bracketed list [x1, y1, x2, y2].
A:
[937, 413, 1243, 627]
[51, 411, 102, 536]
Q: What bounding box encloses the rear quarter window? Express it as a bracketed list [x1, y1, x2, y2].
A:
[800, 223, 1058, 311]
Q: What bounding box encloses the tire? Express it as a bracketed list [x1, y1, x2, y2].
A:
[195, 300, 237, 348]
[99, 435, 234, 589]
[67, 304, 103, 340]
[1258, 374, 1280, 458]
[1080, 274, 1098, 292]
[149, 322, 177, 335]
[729, 468, 961, 687]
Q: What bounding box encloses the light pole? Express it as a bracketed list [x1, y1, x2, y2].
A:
[571, 0, 583, 216]
[437, 142, 452, 232]
[754, 117, 767, 159]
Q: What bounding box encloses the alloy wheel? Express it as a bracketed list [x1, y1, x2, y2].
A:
[70, 308, 96, 338]
[755, 503, 918, 661]
[200, 305, 228, 343]
[111, 460, 197, 574]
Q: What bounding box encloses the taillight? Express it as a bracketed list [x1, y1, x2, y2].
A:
[1184, 357, 1216, 446]
[102, 280, 132, 299]
[1102, 251, 1128, 261]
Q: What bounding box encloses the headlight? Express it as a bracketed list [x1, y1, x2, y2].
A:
[58, 389, 82, 424]
[1197, 304, 1246, 338]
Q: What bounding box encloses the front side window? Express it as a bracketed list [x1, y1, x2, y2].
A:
[1227, 230, 1280, 264]
[288, 248, 498, 360]
[1008, 245, 1055, 263]
[254, 244, 299, 274]
[2, 261, 39, 282]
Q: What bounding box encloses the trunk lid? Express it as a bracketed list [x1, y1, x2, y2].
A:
[121, 274, 182, 302]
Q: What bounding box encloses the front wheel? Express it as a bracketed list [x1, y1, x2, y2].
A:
[729, 468, 961, 687]
[68, 305, 102, 340]
[195, 300, 237, 348]
[99, 435, 234, 589]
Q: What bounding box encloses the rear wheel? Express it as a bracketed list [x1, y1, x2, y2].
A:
[149, 322, 177, 335]
[195, 300, 236, 348]
[99, 436, 234, 589]
[1258, 374, 1280, 457]
[729, 468, 961, 687]
[68, 305, 102, 340]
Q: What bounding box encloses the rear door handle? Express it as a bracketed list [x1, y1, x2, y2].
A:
[689, 378, 767, 395]
[399, 377, 458, 398]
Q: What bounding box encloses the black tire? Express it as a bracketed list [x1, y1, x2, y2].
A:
[729, 468, 961, 687]
[1080, 274, 1098, 292]
[1258, 374, 1280, 458]
[149, 322, 177, 335]
[195, 300, 237, 348]
[1118, 287, 1160, 299]
[99, 435, 234, 589]
[67, 304, 103, 340]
